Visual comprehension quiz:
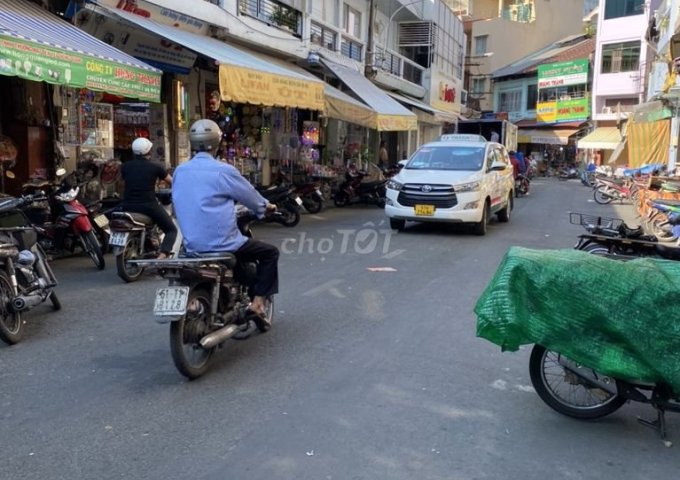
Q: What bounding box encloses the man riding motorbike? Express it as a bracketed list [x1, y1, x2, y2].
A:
[120, 137, 177, 260]
[171, 119, 279, 320]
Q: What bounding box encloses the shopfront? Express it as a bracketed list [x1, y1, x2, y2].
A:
[0, 0, 161, 194]
[517, 127, 580, 174]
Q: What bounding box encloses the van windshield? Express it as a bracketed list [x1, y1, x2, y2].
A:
[405, 146, 486, 171]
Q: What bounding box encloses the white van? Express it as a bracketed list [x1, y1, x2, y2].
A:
[384, 134, 514, 235]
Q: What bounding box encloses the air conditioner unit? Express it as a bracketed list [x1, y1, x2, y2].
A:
[602, 106, 613, 114]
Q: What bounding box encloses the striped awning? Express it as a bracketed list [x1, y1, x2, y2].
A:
[627, 118, 671, 167]
[0, 0, 161, 101]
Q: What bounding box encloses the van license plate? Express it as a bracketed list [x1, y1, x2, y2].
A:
[154, 286, 190, 316]
[414, 204, 435, 216]
[109, 231, 129, 246]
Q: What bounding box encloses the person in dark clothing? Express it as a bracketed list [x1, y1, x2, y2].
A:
[121, 137, 177, 259]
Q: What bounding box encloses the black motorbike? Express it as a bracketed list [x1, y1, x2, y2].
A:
[333, 170, 386, 208]
[0, 192, 61, 345]
[256, 185, 301, 227]
[109, 189, 174, 283]
[130, 207, 278, 379]
[570, 212, 680, 260]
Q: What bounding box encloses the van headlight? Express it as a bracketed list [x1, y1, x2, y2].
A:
[456, 182, 480, 193]
[386, 180, 403, 191]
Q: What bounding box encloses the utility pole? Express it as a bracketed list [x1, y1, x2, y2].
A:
[365, 0, 377, 78]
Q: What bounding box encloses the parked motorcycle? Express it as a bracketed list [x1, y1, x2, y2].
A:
[642, 198, 680, 241]
[558, 166, 579, 180]
[21, 170, 105, 270]
[0, 192, 61, 345]
[109, 189, 174, 283]
[593, 176, 640, 205]
[570, 211, 680, 259]
[256, 185, 301, 227]
[334, 169, 386, 208]
[129, 207, 277, 379]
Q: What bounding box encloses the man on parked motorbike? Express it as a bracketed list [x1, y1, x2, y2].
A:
[120, 137, 177, 260]
[172, 119, 279, 320]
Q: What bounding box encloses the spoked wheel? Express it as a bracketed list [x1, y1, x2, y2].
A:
[253, 296, 274, 333]
[116, 235, 144, 283]
[593, 186, 614, 205]
[581, 242, 612, 257]
[81, 231, 105, 270]
[0, 271, 22, 345]
[169, 288, 215, 379]
[529, 345, 626, 419]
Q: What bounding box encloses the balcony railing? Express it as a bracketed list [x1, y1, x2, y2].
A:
[374, 45, 425, 86]
[341, 36, 363, 62]
[311, 21, 338, 51]
[239, 0, 302, 38]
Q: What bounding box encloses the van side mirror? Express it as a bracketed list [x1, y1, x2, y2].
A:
[398, 160, 408, 168]
[490, 161, 508, 171]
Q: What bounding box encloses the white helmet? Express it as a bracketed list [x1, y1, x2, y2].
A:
[131, 137, 153, 156]
[189, 119, 221, 152]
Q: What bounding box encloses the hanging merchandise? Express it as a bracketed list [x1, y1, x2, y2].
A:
[302, 121, 320, 146]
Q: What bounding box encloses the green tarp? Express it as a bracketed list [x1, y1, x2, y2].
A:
[474, 247, 680, 391]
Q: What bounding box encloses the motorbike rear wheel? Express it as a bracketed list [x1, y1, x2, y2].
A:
[0, 271, 22, 345]
[116, 235, 144, 283]
[529, 344, 626, 420]
[279, 203, 301, 227]
[49, 291, 61, 310]
[594, 186, 614, 205]
[81, 231, 105, 270]
[302, 194, 323, 214]
[170, 288, 215, 379]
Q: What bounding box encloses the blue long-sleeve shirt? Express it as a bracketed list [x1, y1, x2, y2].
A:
[172, 153, 268, 253]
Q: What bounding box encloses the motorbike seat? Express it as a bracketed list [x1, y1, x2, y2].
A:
[180, 251, 238, 268]
[651, 199, 680, 208]
[112, 211, 154, 225]
[256, 185, 288, 195]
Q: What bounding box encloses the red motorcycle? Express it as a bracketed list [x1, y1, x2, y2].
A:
[22, 169, 105, 270]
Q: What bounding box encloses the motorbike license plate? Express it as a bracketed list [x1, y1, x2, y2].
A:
[94, 214, 109, 228]
[154, 286, 190, 316]
[294, 196, 303, 206]
[109, 231, 129, 246]
[414, 204, 435, 216]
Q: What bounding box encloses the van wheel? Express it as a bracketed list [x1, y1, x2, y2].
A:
[390, 218, 405, 231]
[473, 201, 489, 236]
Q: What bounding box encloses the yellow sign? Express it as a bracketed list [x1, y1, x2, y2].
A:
[376, 114, 417, 132]
[219, 64, 324, 111]
[536, 101, 557, 123]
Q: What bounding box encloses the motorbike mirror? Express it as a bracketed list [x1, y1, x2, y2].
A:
[55, 168, 67, 177]
[5, 170, 15, 179]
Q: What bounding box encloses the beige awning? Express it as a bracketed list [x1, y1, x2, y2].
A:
[577, 127, 622, 150]
[518, 129, 577, 145]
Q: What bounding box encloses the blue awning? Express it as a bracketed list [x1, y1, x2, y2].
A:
[0, 0, 161, 100]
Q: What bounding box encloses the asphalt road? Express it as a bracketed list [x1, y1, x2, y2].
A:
[1, 179, 678, 480]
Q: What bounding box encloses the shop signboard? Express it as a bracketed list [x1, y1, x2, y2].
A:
[0, 36, 161, 102]
[82, 15, 198, 74]
[537, 59, 589, 88]
[536, 98, 589, 123]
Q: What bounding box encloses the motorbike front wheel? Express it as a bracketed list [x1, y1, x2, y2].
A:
[529, 344, 626, 420]
[169, 288, 215, 379]
[0, 271, 22, 345]
[81, 231, 105, 270]
[116, 234, 144, 283]
[593, 186, 615, 205]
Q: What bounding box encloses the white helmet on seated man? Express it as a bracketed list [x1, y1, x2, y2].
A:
[131, 137, 153, 158]
[189, 119, 222, 153]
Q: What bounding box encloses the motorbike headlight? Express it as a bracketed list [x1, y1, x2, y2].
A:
[455, 182, 480, 193]
[386, 180, 403, 191]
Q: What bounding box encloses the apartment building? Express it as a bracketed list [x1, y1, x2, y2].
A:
[452, 0, 596, 115]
